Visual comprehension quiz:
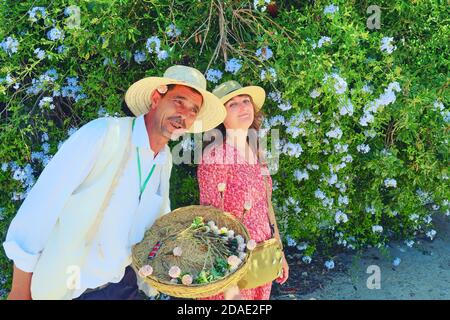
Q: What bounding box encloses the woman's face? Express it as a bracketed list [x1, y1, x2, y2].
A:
[223, 94, 255, 130]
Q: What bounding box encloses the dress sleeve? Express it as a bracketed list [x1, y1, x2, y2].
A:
[197, 146, 228, 209]
[2, 118, 110, 272]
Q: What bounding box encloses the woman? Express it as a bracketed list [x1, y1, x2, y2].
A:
[197, 80, 289, 300]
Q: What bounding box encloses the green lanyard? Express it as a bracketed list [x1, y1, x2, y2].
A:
[133, 118, 156, 201]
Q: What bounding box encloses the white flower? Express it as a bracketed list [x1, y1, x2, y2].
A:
[254, 0, 270, 12]
[338, 195, 349, 206]
[357, 143, 370, 154]
[243, 200, 252, 211]
[384, 178, 397, 188]
[260, 67, 277, 81]
[133, 51, 146, 64]
[237, 243, 247, 252]
[227, 255, 242, 268]
[168, 266, 181, 278]
[365, 206, 376, 215]
[205, 69, 223, 84]
[138, 265, 153, 278]
[342, 155, 353, 163]
[227, 230, 235, 239]
[235, 235, 245, 245]
[426, 229, 437, 240]
[380, 37, 396, 54]
[315, 189, 326, 200]
[146, 36, 161, 53]
[335, 210, 348, 224]
[307, 164, 319, 170]
[38, 97, 55, 110]
[207, 220, 216, 228]
[302, 256, 312, 264]
[432, 204, 440, 211]
[278, 101, 292, 111]
[294, 169, 309, 181]
[1, 163, 8, 172]
[409, 213, 420, 222]
[324, 260, 335, 270]
[1, 36, 19, 56]
[339, 99, 354, 116]
[225, 58, 242, 74]
[282, 142, 303, 158]
[334, 143, 348, 153]
[255, 46, 273, 61]
[238, 252, 247, 260]
[173, 246, 183, 257]
[211, 225, 219, 235]
[405, 240, 414, 247]
[246, 239, 257, 251]
[362, 84, 373, 93]
[157, 50, 168, 61]
[359, 112, 375, 126]
[47, 28, 64, 41]
[324, 4, 339, 15]
[310, 89, 321, 98]
[166, 24, 181, 38]
[393, 257, 401, 267]
[286, 235, 297, 247]
[28, 7, 47, 22]
[314, 36, 332, 49]
[326, 126, 343, 139]
[372, 225, 383, 233]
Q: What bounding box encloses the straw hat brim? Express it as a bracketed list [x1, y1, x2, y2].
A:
[219, 86, 266, 111]
[125, 77, 226, 133]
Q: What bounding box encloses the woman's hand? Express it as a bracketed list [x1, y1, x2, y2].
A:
[275, 253, 289, 285]
[223, 284, 243, 300]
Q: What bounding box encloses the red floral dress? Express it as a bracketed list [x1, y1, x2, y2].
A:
[197, 142, 273, 300]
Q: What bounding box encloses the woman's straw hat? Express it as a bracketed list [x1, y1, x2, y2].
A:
[125, 65, 227, 133]
[212, 80, 266, 111]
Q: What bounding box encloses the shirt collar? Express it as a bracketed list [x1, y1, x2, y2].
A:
[132, 115, 169, 164]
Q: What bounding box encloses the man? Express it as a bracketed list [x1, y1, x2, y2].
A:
[3, 65, 226, 300]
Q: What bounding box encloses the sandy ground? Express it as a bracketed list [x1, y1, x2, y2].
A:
[272, 214, 450, 300]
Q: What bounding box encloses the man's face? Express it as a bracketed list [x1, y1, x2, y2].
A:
[151, 85, 203, 140]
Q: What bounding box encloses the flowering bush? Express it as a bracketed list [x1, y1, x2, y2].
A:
[0, 0, 448, 297]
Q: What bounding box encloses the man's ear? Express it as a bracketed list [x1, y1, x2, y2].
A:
[150, 89, 162, 110]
